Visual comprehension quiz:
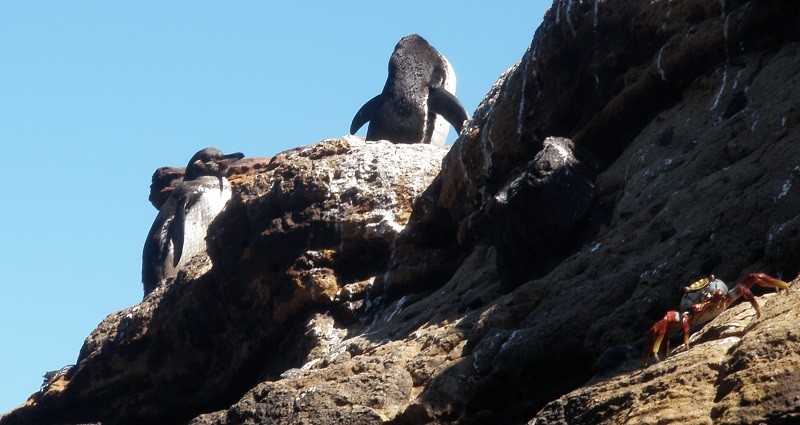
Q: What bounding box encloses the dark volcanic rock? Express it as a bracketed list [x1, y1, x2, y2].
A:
[491, 136, 598, 285]
[1, 138, 447, 424]
[5, 1, 800, 424]
[531, 283, 800, 424]
[388, 0, 800, 422]
[148, 166, 185, 210]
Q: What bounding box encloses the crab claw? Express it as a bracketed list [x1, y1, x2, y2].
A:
[642, 311, 690, 367]
[729, 273, 789, 317]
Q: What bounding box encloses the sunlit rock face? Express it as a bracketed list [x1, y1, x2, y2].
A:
[1, 137, 448, 424]
[531, 283, 800, 424]
[5, 1, 800, 424]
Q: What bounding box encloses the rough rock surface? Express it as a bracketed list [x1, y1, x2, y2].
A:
[4, 1, 800, 424]
[2, 138, 448, 424]
[491, 136, 599, 285]
[149, 166, 185, 209]
[532, 279, 800, 424]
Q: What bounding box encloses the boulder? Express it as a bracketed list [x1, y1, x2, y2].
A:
[1, 137, 447, 424]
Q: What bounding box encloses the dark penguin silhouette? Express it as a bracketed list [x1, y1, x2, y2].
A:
[350, 34, 469, 146]
[142, 147, 244, 297]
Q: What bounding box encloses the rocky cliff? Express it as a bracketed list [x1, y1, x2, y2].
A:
[4, 0, 800, 424]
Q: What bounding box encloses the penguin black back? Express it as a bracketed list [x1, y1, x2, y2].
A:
[350, 34, 468, 146]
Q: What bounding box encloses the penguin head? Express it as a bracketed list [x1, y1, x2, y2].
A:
[184, 147, 245, 180]
[388, 34, 449, 95]
[391, 35, 436, 73]
[394, 34, 430, 52]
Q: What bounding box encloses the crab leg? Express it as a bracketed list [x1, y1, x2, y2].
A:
[642, 311, 690, 366]
[728, 273, 789, 317]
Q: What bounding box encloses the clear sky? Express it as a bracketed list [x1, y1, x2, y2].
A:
[0, 1, 550, 413]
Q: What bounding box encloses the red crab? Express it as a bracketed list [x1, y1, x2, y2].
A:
[642, 273, 789, 366]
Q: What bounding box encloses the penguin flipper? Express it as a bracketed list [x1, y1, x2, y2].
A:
[350, 94, 383, 134]
[169, 195, 188, 267]
[428, 86, 469, 133]
[142, 224, 165, 296]
[143, 204, 174, 296]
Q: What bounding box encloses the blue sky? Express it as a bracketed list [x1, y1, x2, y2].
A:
[0, 2, 550, 412]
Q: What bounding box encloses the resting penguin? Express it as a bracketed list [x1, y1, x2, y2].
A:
[141, 147, 244, 297]
[350, 34, 469, 146]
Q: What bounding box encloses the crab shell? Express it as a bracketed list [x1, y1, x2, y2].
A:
[679, 277, 730, 324]
[679, 277, 728, 312]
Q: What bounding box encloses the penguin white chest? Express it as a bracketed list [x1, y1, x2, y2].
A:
[428, 54, 458, 146]
[174, 177, 232, 270]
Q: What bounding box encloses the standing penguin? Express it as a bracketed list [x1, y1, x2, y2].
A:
[142, 147, 244, 297]
[350, 34, 469, 146]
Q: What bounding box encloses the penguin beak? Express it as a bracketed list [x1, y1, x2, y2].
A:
[217, 152, 245, 165]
